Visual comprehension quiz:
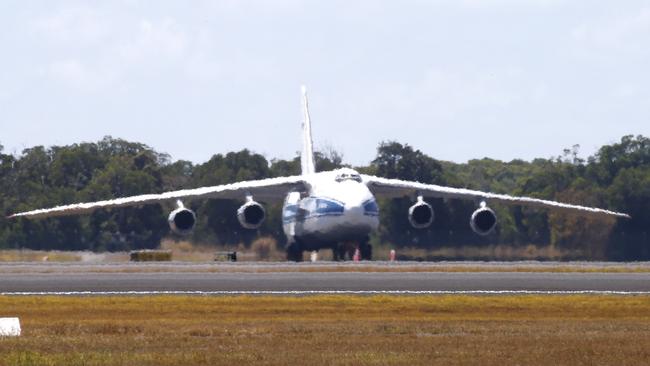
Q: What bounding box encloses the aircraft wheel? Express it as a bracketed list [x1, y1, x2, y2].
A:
[331, 244, 341, 261]
[340, 245, 349, 261]
[359, 242, 372, 261]
[286, 242, 303, 262]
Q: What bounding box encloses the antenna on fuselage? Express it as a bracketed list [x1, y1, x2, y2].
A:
[300, 85, 316, 175]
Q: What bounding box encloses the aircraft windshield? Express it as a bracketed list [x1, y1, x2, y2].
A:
[335, 171, 362, 183]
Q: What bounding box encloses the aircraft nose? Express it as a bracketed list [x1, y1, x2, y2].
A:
[346, 200, 365, 218]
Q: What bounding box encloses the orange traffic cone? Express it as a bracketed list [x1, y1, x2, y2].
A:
[353, 248, 360, 262]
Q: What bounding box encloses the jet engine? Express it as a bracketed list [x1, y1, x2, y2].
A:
[408, 197, 434, 229]
[237, 199, 266, 229]
[168, 204, 196, 235]
[470, 202, 497, 236]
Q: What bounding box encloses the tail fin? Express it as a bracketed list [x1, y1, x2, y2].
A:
[300, 85, 316, 175]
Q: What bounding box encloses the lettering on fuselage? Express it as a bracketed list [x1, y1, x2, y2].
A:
[283, 197, 344, 224]
[283, 196, 379, 224]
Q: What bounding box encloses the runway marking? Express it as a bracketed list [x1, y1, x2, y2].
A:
[2, 290, 650, 296]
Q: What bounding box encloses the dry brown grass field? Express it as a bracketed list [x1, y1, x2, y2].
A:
[3, 244, 650, 274]
[2, 262, 650, 274]
[0, 240, 600, 264]
[1, 295, 650, 365]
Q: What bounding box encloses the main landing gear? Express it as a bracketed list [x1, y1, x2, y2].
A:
[359, 241, 372, 260]
[286, 237, 373, 262]
[334, 237, 372, 261]
[286, 241, 303, 262]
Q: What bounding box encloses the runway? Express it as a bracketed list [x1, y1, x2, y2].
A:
[1, 263, 650, 294]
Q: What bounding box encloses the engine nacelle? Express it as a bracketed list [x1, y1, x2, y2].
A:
[237, 200, 266, 229]
[168, 207, 196, 235]
[470, 202, 497, 236]
[408, 198, 434, 229]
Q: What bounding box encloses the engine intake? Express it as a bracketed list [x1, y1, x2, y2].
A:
[408, 197, 434, 229]
[237, 200, 266, 229]
[168, 207, 196, 235]
[470, 202, 497, 236]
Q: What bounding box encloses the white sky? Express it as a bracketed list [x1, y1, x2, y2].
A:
[1, 1, 649, 166]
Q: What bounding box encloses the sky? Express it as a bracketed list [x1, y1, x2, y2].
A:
[1, 0, 649, 167]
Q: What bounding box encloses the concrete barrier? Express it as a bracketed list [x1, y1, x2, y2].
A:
[0, 317, 21, 337]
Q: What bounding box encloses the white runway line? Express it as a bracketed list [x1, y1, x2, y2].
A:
[2, 290, 650, 296]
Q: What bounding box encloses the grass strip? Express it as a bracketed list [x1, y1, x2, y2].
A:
[1, 295, 650, 365]
[3, 264, 650, 274]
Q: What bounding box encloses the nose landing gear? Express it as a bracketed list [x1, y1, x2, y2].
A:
[286, 237, 373, 262]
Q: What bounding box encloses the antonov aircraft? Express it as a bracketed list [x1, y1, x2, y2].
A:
[9, 87, 630, 261]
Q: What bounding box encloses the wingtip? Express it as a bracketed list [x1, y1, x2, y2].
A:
[613, 212, 632, 219]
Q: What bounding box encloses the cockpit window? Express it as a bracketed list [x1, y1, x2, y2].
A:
[335, 172, 362, 183]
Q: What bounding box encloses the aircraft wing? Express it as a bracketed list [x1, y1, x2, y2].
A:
[8, 176, 306, 219]
[362, 174, 630, 219]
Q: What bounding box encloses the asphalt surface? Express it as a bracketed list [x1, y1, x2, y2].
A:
[1, 265, 650, 293]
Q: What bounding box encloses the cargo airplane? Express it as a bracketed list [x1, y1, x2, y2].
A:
[9, 87, 630, 261]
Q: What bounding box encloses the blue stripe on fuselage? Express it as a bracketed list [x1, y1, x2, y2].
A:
[282, 197, 345, 223]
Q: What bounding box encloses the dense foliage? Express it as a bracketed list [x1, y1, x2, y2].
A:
[1, 136, 648, 260]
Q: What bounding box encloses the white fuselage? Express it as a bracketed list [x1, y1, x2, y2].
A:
[282, 169, 379, 249]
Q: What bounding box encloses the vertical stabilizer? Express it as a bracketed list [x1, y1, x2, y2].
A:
[300, 85, 316, 175]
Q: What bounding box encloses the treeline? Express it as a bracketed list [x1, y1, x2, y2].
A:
[0, 135, 648, 260]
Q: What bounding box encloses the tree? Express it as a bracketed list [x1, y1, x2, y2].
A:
[549, 180, 615, 259]
[2, 135, 649, 260]
[370, 142, 452, 247]
[606, 167, 650, 260]
[372, 141, 443, 183]
[190, 150, 273, 246]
